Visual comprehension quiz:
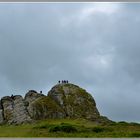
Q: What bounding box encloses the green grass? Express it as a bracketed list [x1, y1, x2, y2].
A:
[0, 118, 140, 137]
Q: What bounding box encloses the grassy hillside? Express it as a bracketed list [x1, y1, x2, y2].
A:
[0, 119, 140, 137]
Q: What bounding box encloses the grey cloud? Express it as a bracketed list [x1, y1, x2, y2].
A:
[0, 3, 140, 122]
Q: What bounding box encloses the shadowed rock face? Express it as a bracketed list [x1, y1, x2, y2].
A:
[0, 84, 112, 124]
[0, 100, 4, 123]
[24, 90, 66, 120]
[27, 96, 66, 120]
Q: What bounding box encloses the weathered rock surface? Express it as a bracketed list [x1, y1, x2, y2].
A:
[48, 83, 100, 120]
[28, 96, 66, 120]
[0, 83, 112, 124]
[25, 90, 45, 103]
[0, 109, 4, 123]
[1, 95, 32, 124]
[24, 90, 45, 118]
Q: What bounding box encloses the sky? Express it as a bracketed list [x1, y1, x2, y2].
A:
[0, 3, 140, 122]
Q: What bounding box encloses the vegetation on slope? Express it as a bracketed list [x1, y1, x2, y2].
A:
[0, 119, 140, 137]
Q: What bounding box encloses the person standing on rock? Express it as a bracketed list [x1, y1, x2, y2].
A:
[11, 94, 14, 99]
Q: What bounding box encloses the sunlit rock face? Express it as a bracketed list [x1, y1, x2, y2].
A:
[1, 95, 31, 124]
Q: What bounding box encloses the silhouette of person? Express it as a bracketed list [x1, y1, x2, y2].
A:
[40, 91, 42, 93]
[58, 81, 60, 84]
[11, 94, 14, 99]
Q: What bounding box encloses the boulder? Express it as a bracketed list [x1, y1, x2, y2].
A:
[48, 83, 100, 120]
[24, 90, 45, 119]
[27, 96, 66, 120]
[25, 90, 45, 103]
[1, 95, 31, 124]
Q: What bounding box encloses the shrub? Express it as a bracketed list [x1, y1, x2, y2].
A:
[130, 122, 140, 126]
[118, 121, 128, 125]
[92, 127, 105, 133]
[109, 122, 117, 126]
[130, 133, 140, 137]
[49, 123, 77, 133]
[61, 124, 77, 132]
[49, 125, 61, 132]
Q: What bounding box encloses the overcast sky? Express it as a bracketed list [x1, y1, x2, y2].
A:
[0, 3, 140, 122]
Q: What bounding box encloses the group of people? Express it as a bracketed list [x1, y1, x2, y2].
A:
[58, 80, 69, 84]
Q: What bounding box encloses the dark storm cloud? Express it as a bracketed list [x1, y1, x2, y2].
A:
[0, 3, 140, 122]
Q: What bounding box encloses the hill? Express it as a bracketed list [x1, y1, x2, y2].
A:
[0, 83, 140, 137]
[0, 83, 111, 124]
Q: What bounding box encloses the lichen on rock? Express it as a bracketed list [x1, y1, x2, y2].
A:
[48, 83, 100, 120]
[28, 96, 66, 120]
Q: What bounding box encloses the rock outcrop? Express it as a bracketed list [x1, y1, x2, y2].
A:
[24, 90, 45, 118]
[27, 96, 66, 120]
[0, 83, 111, 124]
[48, 84, 100, 120]
[1, 95, 31, 124]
